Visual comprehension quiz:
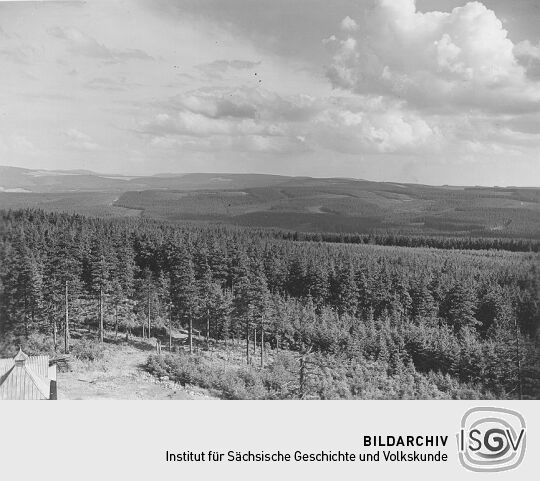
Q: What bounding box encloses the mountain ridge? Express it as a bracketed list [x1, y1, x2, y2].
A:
[2, 165, 538, 191]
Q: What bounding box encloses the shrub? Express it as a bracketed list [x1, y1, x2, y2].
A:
[71, 339, 105, 362]
[0, 332, 57, 358]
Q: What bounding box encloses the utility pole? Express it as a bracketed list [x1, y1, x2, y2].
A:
[99, 286, 104, 343]
[53, 317, 57, 351]
[114, 304, 118, 340]
[299, 356, 305, 399]
[147, 287, 151, 339]
[64, 280, 70, 354]
[260, 327, 264, 368]
[169, 307, 172, 351]
[246, 320, 250, 365]
[206, 307, 210, 350]
[514, 317, 523, 400]
[188, 310, 193, 354]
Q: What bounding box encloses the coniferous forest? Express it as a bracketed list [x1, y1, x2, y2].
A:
[0, 209, 538, 399]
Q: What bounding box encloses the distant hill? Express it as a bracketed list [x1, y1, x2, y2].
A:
[1, 166, 539, 238]
[0, 166, 295, 193]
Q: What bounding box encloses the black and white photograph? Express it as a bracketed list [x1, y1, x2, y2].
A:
[0, 0, 539, 403]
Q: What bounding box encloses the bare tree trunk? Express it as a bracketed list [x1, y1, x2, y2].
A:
[99, 287, 104, 343]
[169, 313, 172, 351]
[253, 327, 257, 355]
[64, 280, 70, 354]
[206, 307, 210, 350]
[53, 318, 57, 351]
[245, 320, 250, 365]
[114, 303, 118, 340]
[24, 290, 28, 339]
[147, 288, 151, 339]
[299, 357, 305, 399]
[260, 327, 264, 368]
[188, 312, 193, 354]
[515, 317, 523, 400]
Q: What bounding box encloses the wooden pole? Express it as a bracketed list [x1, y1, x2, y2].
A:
[64, 280, 70, 354]
[246, 320, 250, 365]
[53, 318, 57, 351]
[253, 327, 257, 355]
[189, 311, 193, 354]
[206, 307, 210, 350]
[24, 289, 28, 338]
[515, 317, 523, 400]
[114, 304, 118, 340]
[169, 311, 172, 351]
[299, 357, 305, 399]
[260, 327, 264, 368]
[99, 286, 104, 343]
[147, 288, 151, 339]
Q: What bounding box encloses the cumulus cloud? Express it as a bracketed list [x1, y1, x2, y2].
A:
[48, 26, 152, 62]
[196, 59, 262, 78]
[327, 0, 540, 113]
[313, 103, 440, 154]
[0, 134, 38, 157]
[138, 87, 453, 156]
[12, 135, 38, 155]
[340, 16, 358, 31]
[150, 133, 308, 154]
[140, 84, 540, 161]
[141, 110, 282, 138]
[63, 129, 100, 151]
[138, 88, 321, 154]
[171, 88, 321, 122]
[514, 40, 540, 80]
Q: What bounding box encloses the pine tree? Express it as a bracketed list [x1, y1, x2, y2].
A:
[89, 238, 113, 343]
[170, 249, 198, 353]
[443, 283, 479, 334]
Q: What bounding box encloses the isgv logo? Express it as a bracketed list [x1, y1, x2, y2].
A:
[458, 407, 526, 472]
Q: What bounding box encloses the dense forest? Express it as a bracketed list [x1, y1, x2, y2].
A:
[0, 209, 538, 399]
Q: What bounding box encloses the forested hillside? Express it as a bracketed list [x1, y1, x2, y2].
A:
[2, 166, 540, 240]
[0, 209, 538, 399]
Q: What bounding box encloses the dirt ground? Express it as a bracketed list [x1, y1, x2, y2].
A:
[58, 338, 216, 400]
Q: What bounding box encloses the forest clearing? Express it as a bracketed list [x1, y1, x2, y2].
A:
[56, 333, 215, 400]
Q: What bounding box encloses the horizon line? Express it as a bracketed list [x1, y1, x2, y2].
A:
[1, 164, 539, 190]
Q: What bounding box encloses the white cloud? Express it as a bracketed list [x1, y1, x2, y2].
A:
[1, 0, 538, 184]
[150, 133, 308, 154]
[514, 40, 540, 80]
[309, 97, 442, 154]
[139, 87, 445, 156]
[12, 135, 35, 153]
[340, 16, 358, 32]
[0, 134, 38, 158]
[136, 84, 540, 161]
[48, 26, 152, 62]
[327, 0, 540, 113]
[514, 40, 540, 60]
[63, 129, 100, 151]
[196, 59, 261, 78]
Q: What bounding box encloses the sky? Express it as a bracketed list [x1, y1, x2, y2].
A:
[0, 0, 539, 186]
